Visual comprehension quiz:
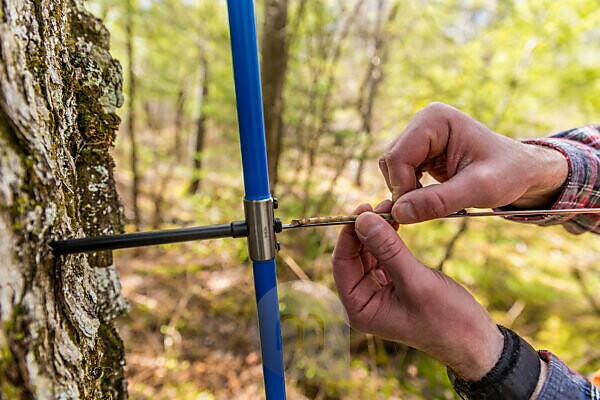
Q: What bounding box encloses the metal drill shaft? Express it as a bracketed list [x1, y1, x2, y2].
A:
[50, 208, 600, 255]
[52, 219, 285, 255]
[51, 221, 250, 255]
[281, 208, 600, 229]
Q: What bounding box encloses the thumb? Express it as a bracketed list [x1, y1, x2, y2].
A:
[392, 173, 473, 224]
[355, 212, 421, 286]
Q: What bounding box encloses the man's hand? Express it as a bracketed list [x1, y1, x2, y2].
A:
[333, 202, 504, 381]
[380, 102, 568, 223]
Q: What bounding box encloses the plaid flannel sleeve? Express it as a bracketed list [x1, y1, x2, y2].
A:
[535, 351, 600, 400]
[505, 125, 600, 399]
[503, 125, 600, 234]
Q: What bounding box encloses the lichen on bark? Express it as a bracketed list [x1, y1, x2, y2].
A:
[0, 1, 127, 398]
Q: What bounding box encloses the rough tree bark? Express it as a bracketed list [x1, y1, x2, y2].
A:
[260, 0, 289, 191]
[0, 1, 128, 399]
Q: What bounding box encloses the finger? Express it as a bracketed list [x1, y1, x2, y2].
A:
[353, 204, 378, 272]
[338, 268, 390, 317]
[333, 204, 373, 295]
[355, 212, 422, 287]
[337, 204, 391, 314]
[383, 109, 451, 201]
[374, 199, 392, 213]
[337, 203, 373, 243]
[374, 199, 398, 230]
[384, 156, 419, 203]
[392, 173, 474, 224]
[379, 158, 392, 192]
[380, 137, 403, 191]
[384, 129, 444, 201]
[362, 200, 392, 272]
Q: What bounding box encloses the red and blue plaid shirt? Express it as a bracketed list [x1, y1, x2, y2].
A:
[506, 125, 600, 399]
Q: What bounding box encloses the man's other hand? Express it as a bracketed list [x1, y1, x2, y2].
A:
[332, 202, 504, 381]
[379, 102, 568, 223]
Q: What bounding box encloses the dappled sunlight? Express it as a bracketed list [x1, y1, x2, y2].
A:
[86, 0, 600, 398]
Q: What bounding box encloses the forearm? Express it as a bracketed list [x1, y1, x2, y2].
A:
[449, 327, 599, 400]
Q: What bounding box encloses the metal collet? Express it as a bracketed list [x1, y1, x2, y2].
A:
[244, 198, 277, 261]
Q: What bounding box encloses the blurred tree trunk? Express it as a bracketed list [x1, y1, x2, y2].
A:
[189, 53, 209, 195]
[152, 159, 177, 228]
[126, 0, 142, 228]
[301, 0, 366, 214]
[260, 0, 289, 191]
[0, 1, 128, 398]
[354, 0, 399, 187]
[173, 83, 187, 159]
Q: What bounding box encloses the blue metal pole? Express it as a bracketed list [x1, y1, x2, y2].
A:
[225, 1, 287, 399]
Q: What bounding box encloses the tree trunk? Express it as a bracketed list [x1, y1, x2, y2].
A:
[260, 0, 289, 191]
[173, 83, 187, 159]
[125, 0, 142, 229]
[0, 1, 128, 398]
[354, 0, 398, 187]
[188, 54, 209, 195]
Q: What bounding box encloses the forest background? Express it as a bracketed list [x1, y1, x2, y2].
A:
[86, 0, 600, 399]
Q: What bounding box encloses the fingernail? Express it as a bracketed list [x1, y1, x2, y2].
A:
[391, 187, 402, 203]
[393, 201, 417, 222]
[355, 213, 384, 239]
[376, 199, 392, 211]
[373, 269, 389, 286]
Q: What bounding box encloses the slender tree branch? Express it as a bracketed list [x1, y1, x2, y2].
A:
[436, 219, 468, 272]
[571, 267, 600, 316]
